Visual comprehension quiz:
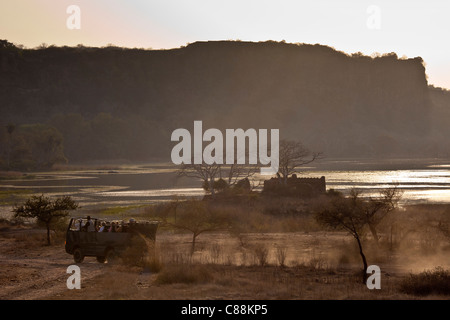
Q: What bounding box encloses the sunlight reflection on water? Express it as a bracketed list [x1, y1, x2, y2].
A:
[96, 188, 205, 198]
[254, 167, 450, 204]
[2, 160, 450, 209]
[90, 169, 450, 205]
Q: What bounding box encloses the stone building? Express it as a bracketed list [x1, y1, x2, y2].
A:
[263, 174, 326, 197]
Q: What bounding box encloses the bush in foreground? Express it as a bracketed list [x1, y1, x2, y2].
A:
[399, 267, 450, 296]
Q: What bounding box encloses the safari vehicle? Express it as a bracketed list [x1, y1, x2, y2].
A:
[65, 217, 158, 264]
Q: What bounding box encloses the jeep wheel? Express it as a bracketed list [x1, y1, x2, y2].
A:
[96, 256, 106, 263]
[105, 248, 119, 264]
[73, 248, 84, 263]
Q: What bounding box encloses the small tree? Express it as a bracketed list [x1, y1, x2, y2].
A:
[315, 192, 368, 283]
[177, 163, 258, 196]
[13, 194, 79, 245]
[177, 163, 221, 196]
[278, 139, 322, 184]
[360, 186, 402, 245]
[156, 199, 229, 253]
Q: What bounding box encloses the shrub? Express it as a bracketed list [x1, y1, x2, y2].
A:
[399, 267, 450, 296]
[144, 252, 163, 273]
[275, 246, 287, 267]
[252, 244, 269, 267]
[121, 235, 162, 271]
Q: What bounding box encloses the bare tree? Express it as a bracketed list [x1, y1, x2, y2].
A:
[360, 186, 403, 245]
[177, 163, 221, 196]
[315, 193, 369, 283]
[177, 163, 258, 196]
[153, 199, 229, 253]
[278, 139, 322, 183]
[225, 163, 259, 187]
[315, 186, 402, 282]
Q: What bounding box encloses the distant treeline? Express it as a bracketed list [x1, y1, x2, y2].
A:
[1, 39, 449, 170]
[0, 114, 166, 170]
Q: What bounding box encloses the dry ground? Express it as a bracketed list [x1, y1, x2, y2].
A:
[0, 224, 448, 300]
[0, 225, 105, 300]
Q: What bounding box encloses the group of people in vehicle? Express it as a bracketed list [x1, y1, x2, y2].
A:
[96, 221, 124, 233]
[76, 216, 136, 233]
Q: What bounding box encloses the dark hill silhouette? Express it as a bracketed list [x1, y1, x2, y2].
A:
[0, 39, 446, 166]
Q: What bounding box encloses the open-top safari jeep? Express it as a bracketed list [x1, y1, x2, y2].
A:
[65, 217, 158, 264]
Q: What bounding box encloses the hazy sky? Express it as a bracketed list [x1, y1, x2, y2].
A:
[1, 0, 450, 88]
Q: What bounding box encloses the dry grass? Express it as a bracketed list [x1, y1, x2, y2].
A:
[53, 260, 417, 300]
[155, 263, 214, 285]
[2, 201, 450, 300]
[399, 267, 450, 296]
[44, 227, 449, 300]
[0, 226, 49, 249]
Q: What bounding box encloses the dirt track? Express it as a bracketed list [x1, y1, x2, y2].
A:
[0, 227, 105, 300]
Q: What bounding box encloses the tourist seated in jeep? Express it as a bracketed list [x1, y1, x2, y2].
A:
[81, 216, 95, 232]
[97, 222, 106, 232]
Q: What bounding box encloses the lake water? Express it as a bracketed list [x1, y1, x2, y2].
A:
[1, 158, 450, 215]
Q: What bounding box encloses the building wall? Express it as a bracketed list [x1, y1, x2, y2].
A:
[263, 175, 326, 197]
